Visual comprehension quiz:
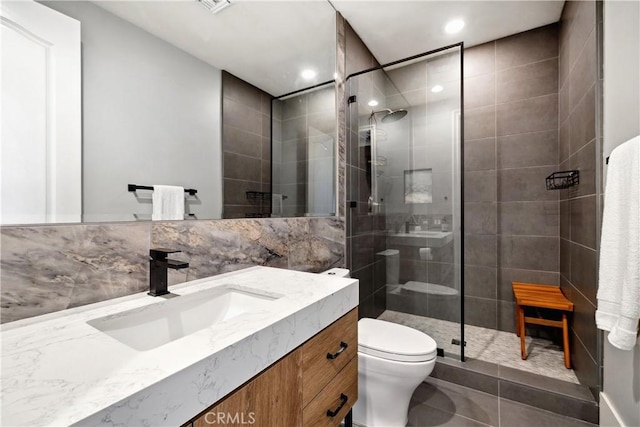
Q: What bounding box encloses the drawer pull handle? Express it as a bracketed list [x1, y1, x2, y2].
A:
[327, 341, 348, 360]
[326, 393, 349, 418]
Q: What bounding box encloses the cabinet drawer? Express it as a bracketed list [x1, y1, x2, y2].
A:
[302, 308, 358, 405]
[303, 356, 357, 427]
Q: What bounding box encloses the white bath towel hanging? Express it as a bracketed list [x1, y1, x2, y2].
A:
[595, 135, 640, 351]
[152, 185, 184, 221]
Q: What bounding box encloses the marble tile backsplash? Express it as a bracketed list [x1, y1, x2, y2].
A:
[0, 217, 345, 324]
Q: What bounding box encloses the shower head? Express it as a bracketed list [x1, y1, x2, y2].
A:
[370, 108, 408, 123]
[381, 108, 408, 123]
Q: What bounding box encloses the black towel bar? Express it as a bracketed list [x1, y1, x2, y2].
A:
[128, 184, 197, 196]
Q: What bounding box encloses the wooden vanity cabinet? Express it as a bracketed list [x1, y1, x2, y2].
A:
[187, 308, 358, 427]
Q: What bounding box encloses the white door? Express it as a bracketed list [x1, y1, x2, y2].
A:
[1, 0, 81, 224]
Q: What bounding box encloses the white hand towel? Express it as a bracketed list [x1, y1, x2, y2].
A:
[596, 135, 640, 350]
[152, 185, 185, 221]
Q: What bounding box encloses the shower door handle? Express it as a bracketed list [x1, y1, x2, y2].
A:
[368, 196, 382, 214]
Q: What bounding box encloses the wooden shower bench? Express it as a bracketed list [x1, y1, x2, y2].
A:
[512, 282, 574, 369]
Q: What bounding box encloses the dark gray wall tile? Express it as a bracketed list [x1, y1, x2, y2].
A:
[498, 268, 560, 302]
[465, 296, 497, 329]
[569, 139, 596, 198]
[561, 238, 572, 281]
[465, 265, 497, 299]
[223, 152, 261, 182]
[497, 58, 559, 103]
[559, 118, 571, 163]
[496, 94, 558, 136]
[569, 243, 597, 303]
[465, 105, 496, 140]
[569, 84, 596, 155]
[223, 97, 263, 135]
[223, 126, 262, 158]
[570, 196, 597, 249]
[351, 234, 374, 271]
[498, 166, 559, 202]
[570, 284, 598, 364]
[560, 200, 571, 239]
[495, 24, 559, 70]
[223, 178, 261, 205]
[497, 130, 558, 169]
[464, 42, 496, 78]
[465, 138, 496, 171]
[465, 73, 496, 109]
[568, 1, 597, 71]
[465, 203, 497, 234]
[353, 264, 374, 300]
[569, 30, 597, 109]
[465, 234, 498, 267]
[571, 332, 600, 400]
[222, 71, 263, 111]
[497, 300, 517, 333]
[465, 171, 496, 202]
[500, 236, 559, 271]
[559, 80, 571, 124]
[281, 94, 308, 120]
[499, 201, 559, 236]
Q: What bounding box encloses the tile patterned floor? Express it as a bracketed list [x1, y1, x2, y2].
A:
[378, 310, 580, 384]
[406, 378, 597, 427]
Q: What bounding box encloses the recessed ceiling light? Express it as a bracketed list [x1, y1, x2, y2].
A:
[301, 69, 317, 80]
[431, 85, 444, 93]
[445, 19, 465, 34]
[368, 100, 379, 107]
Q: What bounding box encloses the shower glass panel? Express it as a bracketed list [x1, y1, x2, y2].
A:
[272, 82, 336, 218]
[347, 45, 463, 360]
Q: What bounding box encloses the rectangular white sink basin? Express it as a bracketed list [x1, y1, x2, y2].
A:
[88, 286, 280, 351]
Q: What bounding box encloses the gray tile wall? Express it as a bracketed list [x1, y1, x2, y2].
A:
[0, 217, 344, 324]
[464, 24, 561, 332]
[222, 71, 272, 218]
[272, 85, 336, 217]
[341, 18, 387, 319]
[557, 0, 602, 398]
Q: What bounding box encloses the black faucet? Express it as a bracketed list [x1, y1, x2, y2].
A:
[149, 248, 189, 296]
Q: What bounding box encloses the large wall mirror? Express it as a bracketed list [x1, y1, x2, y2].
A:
[0, 0, 336, 225]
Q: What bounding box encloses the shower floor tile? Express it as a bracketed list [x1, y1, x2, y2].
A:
[378, 310, 580, 384]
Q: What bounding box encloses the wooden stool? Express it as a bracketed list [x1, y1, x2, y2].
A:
[512, 282, 574, 369]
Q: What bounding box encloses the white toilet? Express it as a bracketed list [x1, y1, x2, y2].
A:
[320, 268, 438, 427]
[353, 318, 437, 427]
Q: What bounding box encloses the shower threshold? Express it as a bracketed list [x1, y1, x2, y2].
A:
[378, 310, 579, 384]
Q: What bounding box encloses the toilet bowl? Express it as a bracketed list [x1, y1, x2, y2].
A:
[319, 268, 438, 427]
[353, 318, 437, 427]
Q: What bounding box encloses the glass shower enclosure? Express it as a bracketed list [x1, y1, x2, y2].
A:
[347, 44, 464, 360]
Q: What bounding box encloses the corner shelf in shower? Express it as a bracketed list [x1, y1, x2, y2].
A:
[545, 170, 579, 190]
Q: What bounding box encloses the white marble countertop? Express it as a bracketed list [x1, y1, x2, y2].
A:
[0, 267, 358, 426]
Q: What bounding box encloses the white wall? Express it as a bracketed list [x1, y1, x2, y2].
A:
[601, 1, 640, 426]
[43, 1, 222, 222]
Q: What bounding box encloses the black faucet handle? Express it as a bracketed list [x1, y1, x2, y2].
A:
[150, 248, 182, 260]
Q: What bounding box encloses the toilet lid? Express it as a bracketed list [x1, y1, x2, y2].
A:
[358, 318, 438, 362]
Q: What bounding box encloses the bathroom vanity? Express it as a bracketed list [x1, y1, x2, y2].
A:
[187, 309, 358, 427]
[0, 267, 358, 426]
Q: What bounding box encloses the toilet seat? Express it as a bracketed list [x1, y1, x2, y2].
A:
[358, 318, 438, 362]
